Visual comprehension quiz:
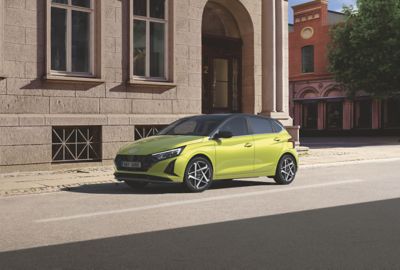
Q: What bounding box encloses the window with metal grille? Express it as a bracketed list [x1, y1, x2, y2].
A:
[52, 126, 102, 163]
[134, 125, 167, 140]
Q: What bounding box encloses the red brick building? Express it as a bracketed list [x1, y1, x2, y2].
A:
[289, 0, 400, 135]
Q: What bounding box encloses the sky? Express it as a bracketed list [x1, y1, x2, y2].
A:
[288, 0, 357, 23]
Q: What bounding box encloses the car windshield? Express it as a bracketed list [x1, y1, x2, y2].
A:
[159, 115, 229, 136]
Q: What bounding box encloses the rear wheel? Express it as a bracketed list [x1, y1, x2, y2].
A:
[274, 154, 297, 185]
[184, 157, 213, 192]
[125, 181, 148, 189]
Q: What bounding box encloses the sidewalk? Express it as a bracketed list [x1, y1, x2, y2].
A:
[1, 137, 400, 196]
[301, 136, 400, 165]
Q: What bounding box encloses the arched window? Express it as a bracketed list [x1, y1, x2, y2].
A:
[302, 45, 314, 73]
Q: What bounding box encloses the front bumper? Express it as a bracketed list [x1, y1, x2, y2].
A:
[114, 154, 186, 183]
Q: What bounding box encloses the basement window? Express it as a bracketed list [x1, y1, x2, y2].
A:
[52, 126, 102, 163]
[134, 125, 167, 140]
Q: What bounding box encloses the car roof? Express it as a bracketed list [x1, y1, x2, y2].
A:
[188, 113, 273, 120]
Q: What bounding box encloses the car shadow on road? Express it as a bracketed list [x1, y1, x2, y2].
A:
[62, 179, 276, 195]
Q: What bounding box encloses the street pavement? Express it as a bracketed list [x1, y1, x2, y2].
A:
[0, 159, 400, 269]
[1, 136, 400, 196]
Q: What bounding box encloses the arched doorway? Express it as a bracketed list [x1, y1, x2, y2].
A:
[201, 0, 254, 114]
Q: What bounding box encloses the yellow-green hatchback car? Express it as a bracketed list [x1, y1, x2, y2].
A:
[114, 114, 298, 192]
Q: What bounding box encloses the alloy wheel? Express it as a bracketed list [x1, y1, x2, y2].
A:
[187, 160, 212, 190]
[280, 157, 296, 182]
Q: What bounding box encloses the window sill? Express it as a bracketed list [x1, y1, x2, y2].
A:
[44, 75, 105, 84]
[128, 79, 177, 90]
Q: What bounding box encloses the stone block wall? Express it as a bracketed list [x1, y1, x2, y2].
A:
[0, 0, 274, 172]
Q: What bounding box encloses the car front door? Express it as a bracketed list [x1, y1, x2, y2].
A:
[247, 116, 284, 176]
[214, 117, 254, 178]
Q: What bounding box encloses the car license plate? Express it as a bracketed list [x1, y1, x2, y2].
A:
[122, 161, 141, 169]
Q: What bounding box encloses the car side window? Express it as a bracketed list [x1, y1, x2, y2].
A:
[247, 117, 274, 135]
[220, 117, 248, 137]
[271, 120, 284, 133]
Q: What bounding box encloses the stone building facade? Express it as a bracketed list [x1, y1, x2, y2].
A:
[289, 0, 400, 135]
[0, 0, 293, 173]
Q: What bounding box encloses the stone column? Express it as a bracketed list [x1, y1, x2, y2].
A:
[261, 0, 276, 114]
[261, 1, 292, 123]
[276, 0, 290, 115]
[318, 102, 325, 130]
[0, 0, 3, 77]
[343, 100, 353, 130]
[262, 0, 298, 142]
[276, 0, 291, 120]
[372, 99, 381, 129]
[275, 0, 283, 113]
[294, 102, 302, 126]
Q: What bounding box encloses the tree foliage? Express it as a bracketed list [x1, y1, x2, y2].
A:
[328, 0, 400, 97]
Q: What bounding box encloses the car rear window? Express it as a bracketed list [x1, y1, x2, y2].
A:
[247, 117, 274, 134]
[271, 120, 284, 133]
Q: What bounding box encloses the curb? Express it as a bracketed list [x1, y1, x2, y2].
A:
[301, 157, 400, 169]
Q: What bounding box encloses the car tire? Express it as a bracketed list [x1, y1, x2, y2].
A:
[184, 157, 213, 192]
[274, 154, 297, 185]
[125, 181, 148, 189]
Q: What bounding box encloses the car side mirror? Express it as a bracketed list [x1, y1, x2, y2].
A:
[213, 130, 233, 140]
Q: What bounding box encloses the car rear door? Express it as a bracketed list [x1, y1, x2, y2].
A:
[214, 116, 254, 178]
[247, 116, 284, 175]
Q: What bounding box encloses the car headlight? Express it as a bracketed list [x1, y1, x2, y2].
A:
[151, 147, 185, 161]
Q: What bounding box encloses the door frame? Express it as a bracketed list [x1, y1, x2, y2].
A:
[325, 100, 344, 130]
[301, 101, 319, 130]
[202, 35, 242, 114]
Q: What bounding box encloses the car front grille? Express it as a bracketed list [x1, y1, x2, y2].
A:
[115, 155, 157, 172]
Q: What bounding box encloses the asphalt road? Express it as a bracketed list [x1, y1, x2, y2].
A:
[1, 160, 400, 269]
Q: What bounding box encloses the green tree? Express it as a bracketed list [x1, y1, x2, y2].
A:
[328, 0, 400, 97]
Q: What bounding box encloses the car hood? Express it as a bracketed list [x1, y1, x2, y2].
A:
[117, 135, 206, 156]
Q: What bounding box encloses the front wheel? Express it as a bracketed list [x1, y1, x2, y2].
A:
[274, 154, 297, 185]
[184, 157, 213, 192]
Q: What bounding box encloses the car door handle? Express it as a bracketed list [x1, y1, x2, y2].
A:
[244, 143, 253, 148]
[274, 137, 281, 142]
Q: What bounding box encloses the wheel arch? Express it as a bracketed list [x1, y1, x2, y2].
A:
[188, 153, 215, 171]
[273, 152, 298, 176]
[280, 152, 298, 166]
